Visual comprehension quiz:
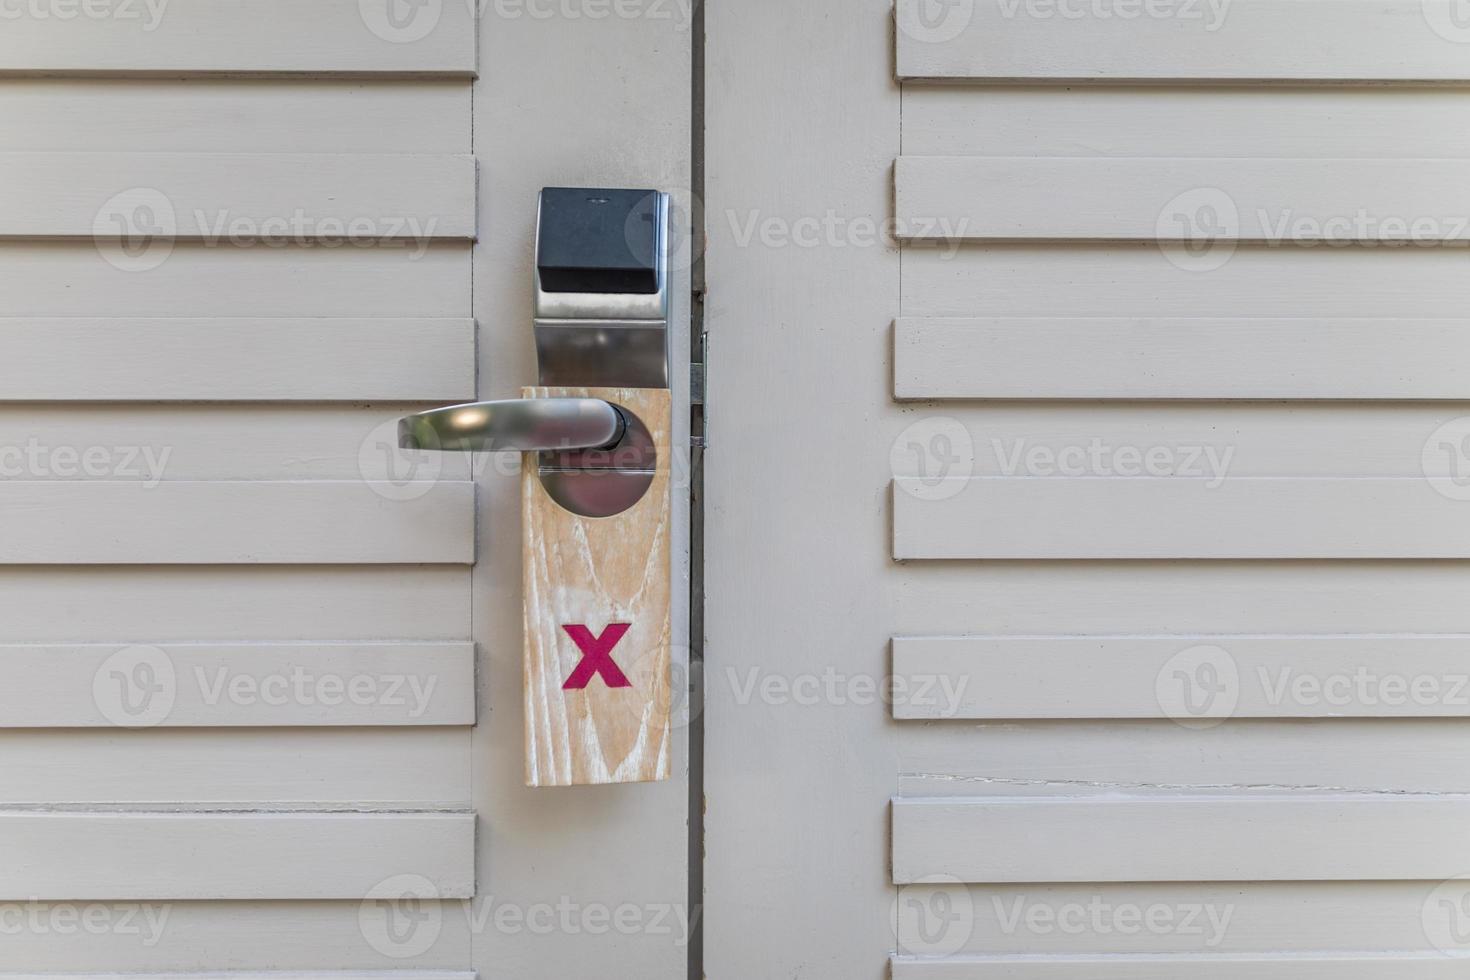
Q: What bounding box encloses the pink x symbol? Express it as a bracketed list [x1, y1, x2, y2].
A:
[562, 623, 634, 690]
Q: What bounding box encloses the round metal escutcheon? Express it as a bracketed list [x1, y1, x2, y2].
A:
[537, 403, 655, 518]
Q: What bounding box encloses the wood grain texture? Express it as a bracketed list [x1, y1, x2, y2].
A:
[0, 318, 475, 401]
[0, 0, 477, 75]
[522, 387, 672, 787]
[894, 318, 1470, 400]
[0, 481, 474, 564]
[0, 642, 474, 727]
[893, 634, 1470, 719]
[0, 810, 474, 900]
[895, 156, 1470, 241]
[1, 153, 475, 239]
[892, 796, 1470, 883]
[891, 955, 1470, 979]
[893, 478, 1470, 560]
[895, 0, 1470, 81]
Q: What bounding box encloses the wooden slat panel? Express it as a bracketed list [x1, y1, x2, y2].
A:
[893, 478, 1469, 560]
[0, 811, 474, 900]
[903, 244, 1470, 319]
[0, 318, 475, 402]
[893, 635, 1470, 719]
[892, 954, 1470, 979]
[894, 318, 1470, 400]
[1, 153, 475, 239]
[903, 86, 1470, 159]
[892, 796, 1470, 882]
[0, 0, 476, 75]
[0, 242, 470, 318]
[0, 482, 474, 564]
[895, 157, 1470, 241]
[895, 0, 1470, 81]
[0, 79, 472, 153]
[0, 642, 474, 727]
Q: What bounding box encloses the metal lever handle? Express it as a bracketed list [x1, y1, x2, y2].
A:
[398, 398, 625, 453]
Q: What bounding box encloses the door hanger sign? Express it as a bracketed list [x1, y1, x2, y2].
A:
[522, 386, 673, 788]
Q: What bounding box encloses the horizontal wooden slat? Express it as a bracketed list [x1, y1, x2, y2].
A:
[0, 318, 475, 401]
[903, 244, 1470, 320]
[903, 87, 1470, 159]
[1, 153, 474, 240]
[0, 729, 471, 805]
[0, 242, 470, 318]
[893, 478, 1469, 560]
[892, 795, 1470, 882]
[894, 635, 1470, 719]
[0, 810, 473, 900]
[0, 566, 470, 640]
[894, 318, 1470, 400]
[0, 0, 476, 75]
[0, 975, 476, 980]
[0, 79, 471, 154]
[896, 157, 1470, 241]
[0, 482, 474, 564]
[0, 642, 474, 727]
[896, 0, 1470, 81]
[0, 902, 475, 970]
[0, 975, 474, 980]
[892, 954, 1470, 979]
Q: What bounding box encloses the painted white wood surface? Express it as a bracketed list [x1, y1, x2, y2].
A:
[0, 566, 470, 640]
[904, 244, 1470, 319]
[894, 880, 1470, 956]
[0, 482, 474, 564]
[2, 153, 475, 239]
[896, 157, 1470, 241]
[895, 0, 1470, 81]
[0, 406, 475, 481]
[0, 903, 474, 972]
[0, 0, 477, 74]
[0, 975, 474, 980]
[894, 318, 1470, 400]
[0, 975, 473, 980]
[893, 634, 1470, 719]
[892, 954, 1470, 979]
[0, 729, 471, 806]
[0, 318, 475, 401]
[705, 0, 904, 977]
[892, 796, 1470, 882]
[0, 80, 471, 154]
[893, 478, 1470, 559]
[903, 86, 1470, 159]
[0, 643, 474, 727]
[0, 811, 474, 900]
[0, 242, 471, 318]
[468, 2, 692, 976]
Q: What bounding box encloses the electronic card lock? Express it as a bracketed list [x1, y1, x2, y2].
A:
[399, 188, 673, 787]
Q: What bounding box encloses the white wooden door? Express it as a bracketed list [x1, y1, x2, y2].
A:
[704, 1, 1470, 977]
[0, 4, 690, 978]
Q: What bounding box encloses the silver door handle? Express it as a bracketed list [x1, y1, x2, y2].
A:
[397, 398, 626, 453]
